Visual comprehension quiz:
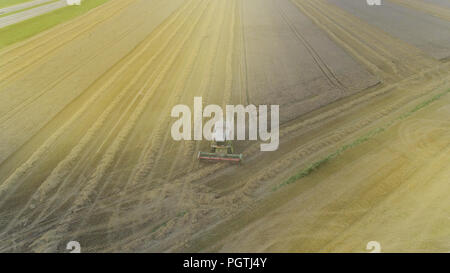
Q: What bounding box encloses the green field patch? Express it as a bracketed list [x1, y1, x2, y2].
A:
[0, 0, 110, 49]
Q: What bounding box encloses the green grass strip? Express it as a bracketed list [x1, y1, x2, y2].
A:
[0, 0, 111, 49]
[273, 87, 450, 191]
[0, 0, 34, 9]
[0, 0, 59, 19]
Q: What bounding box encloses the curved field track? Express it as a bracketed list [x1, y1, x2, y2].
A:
[0, 0, 449, 252]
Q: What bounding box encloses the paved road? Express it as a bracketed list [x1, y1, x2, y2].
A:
[0, 0, 67, 28]
[0, 0, 56, 15]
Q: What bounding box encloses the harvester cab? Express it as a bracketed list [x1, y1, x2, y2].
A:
[198, 121, 243, 163]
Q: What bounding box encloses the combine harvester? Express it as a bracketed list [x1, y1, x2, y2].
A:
[198, 121, 243, 163]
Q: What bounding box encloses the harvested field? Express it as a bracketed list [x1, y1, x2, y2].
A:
[0, 0, 449, 252]
[192, 90, 450, 252]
